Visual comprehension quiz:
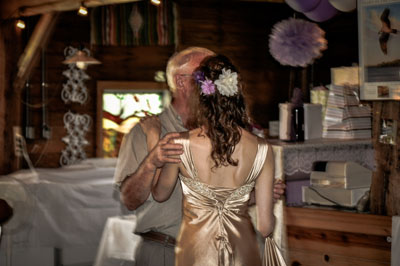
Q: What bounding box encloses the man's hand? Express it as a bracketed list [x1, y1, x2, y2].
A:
[148, 132, 183, 168]
[273, 179, 286, 203]
[140, 116, 161, 138]
[140, 116, 162, 151]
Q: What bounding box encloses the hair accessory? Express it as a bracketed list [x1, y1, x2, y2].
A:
[214, 68, 238, 96]
[201, 79, 216, 95]
[193, 71, 205, 84]
[194, 68, 238, 96]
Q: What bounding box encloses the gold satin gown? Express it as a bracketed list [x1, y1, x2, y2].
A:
[175, 137, 268, 266]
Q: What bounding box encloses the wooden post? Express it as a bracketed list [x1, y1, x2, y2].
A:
[0, 26, 6, 174]
[371, 101, 400, 216]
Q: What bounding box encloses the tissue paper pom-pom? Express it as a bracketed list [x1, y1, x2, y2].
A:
[269, 18, 327, 67]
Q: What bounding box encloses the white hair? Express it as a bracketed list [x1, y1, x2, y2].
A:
[166, 47, 214, 94]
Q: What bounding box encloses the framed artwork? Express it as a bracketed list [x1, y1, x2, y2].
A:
[96, 81, 169, 157]
[358, 0, 400, 100]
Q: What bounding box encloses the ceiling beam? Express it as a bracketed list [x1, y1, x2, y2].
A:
[0, 0, 142, 19]
[13, 12, 59, 91]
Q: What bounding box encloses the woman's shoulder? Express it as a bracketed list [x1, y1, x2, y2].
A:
[241, 129, 271, 147]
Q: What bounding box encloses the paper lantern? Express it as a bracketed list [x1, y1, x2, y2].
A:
[269, 18, 327, 67]
[328, 0, 356, 12]
[304, 0, 338, 22]
[285, 0, 321, 13]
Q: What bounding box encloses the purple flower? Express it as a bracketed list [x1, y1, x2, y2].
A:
[193, 71, 205, 84]
[201, 79, 215, 95]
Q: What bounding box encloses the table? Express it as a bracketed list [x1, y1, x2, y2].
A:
[270, 138, 375, 206]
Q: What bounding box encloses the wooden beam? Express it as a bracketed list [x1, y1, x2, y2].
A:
[0, 27, 6, 174]
[1, 0, 142, 19]
[13, 12, 59, 92]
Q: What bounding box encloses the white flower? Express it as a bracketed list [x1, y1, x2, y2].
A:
[214, 68, 238, 96]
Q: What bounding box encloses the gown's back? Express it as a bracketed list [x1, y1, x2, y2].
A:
[174, 134, 268, 266]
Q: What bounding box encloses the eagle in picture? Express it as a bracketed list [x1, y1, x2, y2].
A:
[379, 8, 398, 55]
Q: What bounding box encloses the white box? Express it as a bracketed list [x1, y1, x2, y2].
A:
[310, 161, 372, 189]
[331, 66, 359, 86]
[279, 103, 292, 141]
[302, 186, 369, 207]
[304, 104, 322, 140]
[268, 120, 279, 137]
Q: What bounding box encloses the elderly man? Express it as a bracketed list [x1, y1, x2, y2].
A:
[114, 46, 285, 266]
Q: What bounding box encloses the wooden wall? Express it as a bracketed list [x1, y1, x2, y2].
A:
[0, 20, 25, 174]
[371, 101, 400, 216]
[0, 2, 362, 172]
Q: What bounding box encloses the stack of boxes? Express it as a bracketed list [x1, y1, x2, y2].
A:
[302, 161, 372, 208]
[322, 67, 372, 139]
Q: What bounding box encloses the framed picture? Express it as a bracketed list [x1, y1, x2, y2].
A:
[358, 0, 400, 100]
[96, 81, 169, 157]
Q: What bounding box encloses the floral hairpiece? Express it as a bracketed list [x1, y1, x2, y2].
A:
[194, 68, 238, 96]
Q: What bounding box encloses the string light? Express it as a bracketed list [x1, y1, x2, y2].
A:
[151, 0, 161, 6]
[16, 19, 26, 29]
[78, 3, 88, 16]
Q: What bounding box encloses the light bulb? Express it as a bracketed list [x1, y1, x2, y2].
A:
[78, 5, 88, 16]
[151, 0, 161, 6]
[76, 61, 87, 69]
[16, 19, 25, 29]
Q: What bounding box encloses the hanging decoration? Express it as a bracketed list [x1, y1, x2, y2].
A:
[60, 111, 91, 166]
[90, 1, 175, 46]
[269, 18, 327, 67]
[285, 0, 321, 13]
[129, 4, 144, 44]
[62, 46, 90, 104]
[303, 0, 338, 22]
[328, 0, 356, 12]
[285, 0, 339, 22]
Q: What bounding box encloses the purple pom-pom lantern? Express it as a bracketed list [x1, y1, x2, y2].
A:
[285, 0, 321, 13]
[304, 0, 338, 22]
[269, 18, 327, 67]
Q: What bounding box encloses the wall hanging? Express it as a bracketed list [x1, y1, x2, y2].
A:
[60, 46, 96, 166]
[90, 1, 175, 46]
[61, 46, 93, 104]
[60, 111, 91, 166]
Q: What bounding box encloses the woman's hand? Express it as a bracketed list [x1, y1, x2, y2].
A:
[148, 132, 183, 168]
[273, 180, 286, 203]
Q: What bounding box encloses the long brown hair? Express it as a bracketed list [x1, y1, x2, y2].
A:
[193, 55, 249, 168]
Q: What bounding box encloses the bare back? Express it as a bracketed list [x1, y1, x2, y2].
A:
[178, 127, 261, 188]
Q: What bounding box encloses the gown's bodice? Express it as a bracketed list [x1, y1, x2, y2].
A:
[174, 136, 268, 266]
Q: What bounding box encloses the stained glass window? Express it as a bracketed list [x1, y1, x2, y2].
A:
[102, 91, 166, 157]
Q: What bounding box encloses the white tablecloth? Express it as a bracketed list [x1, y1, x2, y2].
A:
[0, 161, 123, 265]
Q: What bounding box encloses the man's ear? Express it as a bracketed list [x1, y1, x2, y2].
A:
[174, 74, 185, 92]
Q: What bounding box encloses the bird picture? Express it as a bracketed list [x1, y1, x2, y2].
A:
[379, 8, 398, 55]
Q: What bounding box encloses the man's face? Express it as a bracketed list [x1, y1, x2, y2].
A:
[183, 54, 209, 96]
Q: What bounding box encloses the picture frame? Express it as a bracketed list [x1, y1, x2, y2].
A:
[358, 0, 400, 100]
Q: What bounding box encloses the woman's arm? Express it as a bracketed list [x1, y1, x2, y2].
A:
[254, 142, 275, 238]
[151, 160, 180, 202]
[148, 132, 182, 202]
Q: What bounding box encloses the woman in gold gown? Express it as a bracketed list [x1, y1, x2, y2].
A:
[149, 55, 275, 266]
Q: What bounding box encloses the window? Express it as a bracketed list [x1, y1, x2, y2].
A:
[97, 81, 169, 157]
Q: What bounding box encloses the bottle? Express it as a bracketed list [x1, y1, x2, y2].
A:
[291, 105, 304, 141]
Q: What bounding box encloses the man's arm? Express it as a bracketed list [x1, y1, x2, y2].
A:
[120, 156, 159, 211]
[118, 119, 182, 211]
[119, 117, 162, 210]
